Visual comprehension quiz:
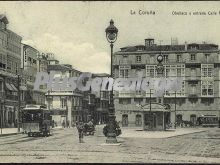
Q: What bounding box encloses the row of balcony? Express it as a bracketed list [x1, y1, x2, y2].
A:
[115, 91, 214, 98]
[116, 58, 217, 65]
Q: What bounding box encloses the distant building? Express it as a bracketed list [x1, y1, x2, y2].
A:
[92, 73, 110, 124]
[46, 53, 59, 65]
[46, 63, 85, 127]
[21, 44, 45, 105]
[37, 52, 48, 73]
[113, 38, 220, 129]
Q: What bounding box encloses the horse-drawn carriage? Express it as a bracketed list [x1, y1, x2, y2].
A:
[83, 122, 95, 136]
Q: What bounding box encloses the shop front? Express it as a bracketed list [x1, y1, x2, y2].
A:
[141, 103, 170, 131]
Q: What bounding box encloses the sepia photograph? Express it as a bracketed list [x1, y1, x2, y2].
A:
[0, 1, 220, 163]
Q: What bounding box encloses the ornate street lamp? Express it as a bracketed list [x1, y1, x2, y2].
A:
[105, 19, 118, 143]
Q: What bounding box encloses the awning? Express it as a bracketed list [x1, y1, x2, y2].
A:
[19, 86, 27, 91]
[10, 84, 18, 91]
[5, 83, 14, 91]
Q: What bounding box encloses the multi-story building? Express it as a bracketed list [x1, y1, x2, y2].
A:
[46, 53, 59, 65]
[113, 38, 220, 128]
[0, 14, 25, 128]
[21, 44, 45, 105]
[37, 52, 48, 73]
[92, 73, 110, 124]
[46, 62, 85, 126]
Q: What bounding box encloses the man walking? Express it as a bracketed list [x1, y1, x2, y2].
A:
[76, 119, 85, 143]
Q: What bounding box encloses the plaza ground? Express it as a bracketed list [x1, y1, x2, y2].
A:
[0, 125, 219, 163]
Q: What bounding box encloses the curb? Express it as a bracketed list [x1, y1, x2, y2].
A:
[0, 132, 22, 137]
[166, 130, 207, 139]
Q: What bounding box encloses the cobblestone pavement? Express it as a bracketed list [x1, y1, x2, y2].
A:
[0, 126, 219, 163]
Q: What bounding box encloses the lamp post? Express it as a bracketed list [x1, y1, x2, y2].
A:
[105, 19, 118, 143]
[17, 74, 21, 132]
[156, 54, 164, 130]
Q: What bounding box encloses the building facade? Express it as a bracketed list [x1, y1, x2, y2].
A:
[113, 38, 220, 128]
[0, 15, 25, 128]
[21, 44, 45, 105]
[46, 62, 86, 127]
[92, 73, 110, 124]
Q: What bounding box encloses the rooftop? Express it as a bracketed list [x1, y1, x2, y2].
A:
[47, 64, 72, 71]
[0, 14, 9, 24]
[118, 40, 218, 53]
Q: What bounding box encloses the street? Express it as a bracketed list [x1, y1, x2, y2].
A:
[0, 126, 220, 163]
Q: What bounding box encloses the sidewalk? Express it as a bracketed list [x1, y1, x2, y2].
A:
[119, 127, 209, 138]
[0, 128, 22, 136]
[0, 126, 64, 137]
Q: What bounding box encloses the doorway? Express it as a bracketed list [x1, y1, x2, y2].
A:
[122, 114, 128, 127]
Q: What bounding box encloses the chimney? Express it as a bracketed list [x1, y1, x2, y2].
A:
[145, 38, 154, 47]
[184, 41, 187, 51]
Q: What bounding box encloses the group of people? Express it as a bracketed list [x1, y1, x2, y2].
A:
[76, 119, 95, 143]
[62, 120, 70, 128]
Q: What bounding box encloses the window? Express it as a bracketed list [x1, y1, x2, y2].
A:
[201, 81, 214, 96]
[146, 65, 157, 78]
[201, 64, 213, 78]
[119, 69, 129, 78]
[119, 65, 130, 78]
[60, 98, 67, 108]
[177, 68, 181, 77]
[136, 56, 141, 63]
[135, 114, 142, 126]
[177, 54, 182, 62]
[191, 54, 196, 61]
[201, 98, 214, 106]
[119, 98, 131, 104]
[163, 55, 168, 63]
[205, 54, 210, 62]
[122, 114, 128, 127]
[150, 69, 154, 77]
[134, 98, 142, 104]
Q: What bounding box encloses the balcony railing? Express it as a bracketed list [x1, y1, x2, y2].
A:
[119, 60, 132, 65]
[188, 93, 198, 98]
[5, 94, 18, 100]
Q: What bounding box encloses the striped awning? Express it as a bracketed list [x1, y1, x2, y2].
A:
[5, 83, 14, 91]
[10, 84, 18, 91]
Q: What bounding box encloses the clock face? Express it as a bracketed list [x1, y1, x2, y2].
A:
[157, 55, 163, 62]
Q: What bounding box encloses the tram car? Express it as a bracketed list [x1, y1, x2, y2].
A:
[22, 104, 52, 137]
[197, 115, 219, 127]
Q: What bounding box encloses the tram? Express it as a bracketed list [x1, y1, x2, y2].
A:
[197, 115, 219, 127]
[22, 104, 52, 137]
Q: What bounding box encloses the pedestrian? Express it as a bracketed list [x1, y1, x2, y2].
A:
[62, 120, 65, 128]
[76, 119, 85, 143]
[67, 120, 70, 128]
[52, 120, 55, 128]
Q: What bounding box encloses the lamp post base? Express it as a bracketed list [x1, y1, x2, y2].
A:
[106, 136, 118, 143]
[106, 112, 117, 144]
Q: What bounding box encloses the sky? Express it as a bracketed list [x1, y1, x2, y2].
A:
[1, 1, 220, 74]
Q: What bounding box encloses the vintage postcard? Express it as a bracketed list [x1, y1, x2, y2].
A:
[0, 1, 220, 163]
